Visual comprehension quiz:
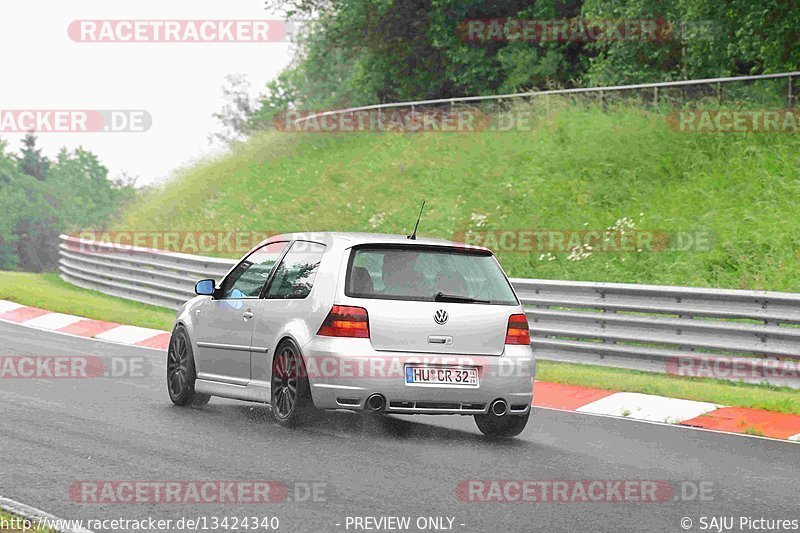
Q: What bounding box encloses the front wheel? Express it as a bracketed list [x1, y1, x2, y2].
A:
[270, 340, 313, 427]
[474, 410, 529, 438]
[167, 325, 209, 407]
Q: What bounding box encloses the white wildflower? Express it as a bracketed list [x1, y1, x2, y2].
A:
[470, 213, 488, 228]
[368, 212, 385, 228]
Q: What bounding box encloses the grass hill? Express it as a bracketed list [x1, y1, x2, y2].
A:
[121, 104, 800, 292]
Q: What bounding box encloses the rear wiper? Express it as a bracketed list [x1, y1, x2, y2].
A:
[434, 292, 489, 303]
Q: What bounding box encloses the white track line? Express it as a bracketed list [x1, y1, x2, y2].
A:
[22, 312, 85, 330]
[0, 315, 166, 353]
[94, 324, 167, 345]
[576, 392, 719, 424]
[0, 495, 93, 533]
[533, 405, 800, 445]
[0, 300, 23, 313]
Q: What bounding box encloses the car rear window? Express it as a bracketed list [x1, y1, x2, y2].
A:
[345, 245, 518, 305]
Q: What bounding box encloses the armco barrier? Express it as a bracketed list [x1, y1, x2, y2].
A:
[58, 235, 800, 387]
[58, 234, 235, 309]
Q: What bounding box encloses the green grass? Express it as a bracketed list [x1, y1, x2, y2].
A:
[0, 509, 53, 532]
[121, 103, 800, 291]
[0, 272, 174, 331]
[538, 360, 800, 414]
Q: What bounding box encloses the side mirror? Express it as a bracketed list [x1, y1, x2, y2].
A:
[195, 279, 216, 296]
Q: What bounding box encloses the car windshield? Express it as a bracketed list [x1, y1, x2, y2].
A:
[346, 246, 518, 305]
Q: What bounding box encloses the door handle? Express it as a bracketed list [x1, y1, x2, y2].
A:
[243, 311, 254, 320]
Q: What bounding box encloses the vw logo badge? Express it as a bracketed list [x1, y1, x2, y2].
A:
[434, 309, 448, 325]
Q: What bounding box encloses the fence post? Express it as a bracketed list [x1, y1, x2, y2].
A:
[653, 87, 658, 109]
[717, 82, 722, 105]
[599, 90, 605, 112]
[788, 76, 795, 108]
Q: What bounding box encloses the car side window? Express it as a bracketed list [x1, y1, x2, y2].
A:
[219, 241, 288, 299]
[264, 241, 326, 299]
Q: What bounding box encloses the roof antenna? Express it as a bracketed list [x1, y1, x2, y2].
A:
[407, 201, 426, 240]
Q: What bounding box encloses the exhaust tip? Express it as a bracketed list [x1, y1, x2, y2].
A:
[366, 393, 386, 412]
[490, 399, 508, 416]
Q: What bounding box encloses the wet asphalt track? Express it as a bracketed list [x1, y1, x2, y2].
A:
[1, 320, 798, 533]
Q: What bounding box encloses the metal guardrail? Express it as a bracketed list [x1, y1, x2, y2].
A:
[295, 71, 800, 124]
[58, 234, 800, 387]
[58, 235, 235, 309]
[513, 279, 800, 388]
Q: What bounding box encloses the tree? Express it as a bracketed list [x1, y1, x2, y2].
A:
[209, 74, 257, 145]
[17, 132, 50, 181]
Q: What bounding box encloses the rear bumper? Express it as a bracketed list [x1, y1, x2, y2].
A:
[301, 337, 535, 415]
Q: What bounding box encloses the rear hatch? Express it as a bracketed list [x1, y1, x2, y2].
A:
[344, 244, 519, 356]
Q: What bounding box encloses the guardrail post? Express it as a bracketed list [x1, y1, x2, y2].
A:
[788, 76, 795, 108]
[600, 292, 616, 344]
[653, 86, 658, 109]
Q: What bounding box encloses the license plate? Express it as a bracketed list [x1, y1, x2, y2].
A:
[405, 365, 478, 387]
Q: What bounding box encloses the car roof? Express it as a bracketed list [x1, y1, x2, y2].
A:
[257, 231, 491, 253]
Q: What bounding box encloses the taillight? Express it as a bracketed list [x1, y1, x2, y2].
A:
[317, 305, 370, 338]
[505, 313, 530, 345]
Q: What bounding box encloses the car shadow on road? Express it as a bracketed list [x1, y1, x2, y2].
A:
[215, 403, 531, 449]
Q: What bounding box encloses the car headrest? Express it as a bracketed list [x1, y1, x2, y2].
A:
[351, 266, 374, 294]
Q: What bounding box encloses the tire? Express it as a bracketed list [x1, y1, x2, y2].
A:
[474, 410, 529, 438]
[166, 325, 210, 407]
[270, 339, 313, 427]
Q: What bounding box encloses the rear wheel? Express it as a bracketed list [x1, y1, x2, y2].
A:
[270, 340, 313, 427]
[167, 325, 210, 407]
[474, 410, 529, 438]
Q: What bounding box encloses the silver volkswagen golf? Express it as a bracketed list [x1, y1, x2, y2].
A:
[167, 232, 535, 438]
